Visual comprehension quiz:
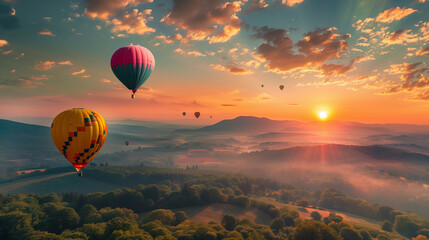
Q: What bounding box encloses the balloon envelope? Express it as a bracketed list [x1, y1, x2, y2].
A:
[194, 112, 200, 118]
[111, 45, 155, 97]
[125, 141, 130, 146]
[51, 108, 107, 171]
[261, 85, 264, 88]
[182, 112, 186, 116]
[279, 85, 284, 90]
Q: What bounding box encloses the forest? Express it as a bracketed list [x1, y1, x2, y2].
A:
[1, 166, 429, 240]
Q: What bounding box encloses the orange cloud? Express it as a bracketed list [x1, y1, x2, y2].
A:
[282, 0, 304, 7]
[156, 33, 183, 44]
[83, 0, 153, 20]
[384, 62, 429, 93]
[253, 26, 349, 73]
[375, 7, 416, 23]
[58, 61, 73, 65]
[245, 0, 268, 14]
[210, 63, 253, 75]
[0, 39, 8, 47]
[416, 46, 429, 56]
[33, 61, 56, 70]
[0, 75, 49, 88]
[382, 29, 419, 45]
[174, 48, 206, 57]
[162, 0, 243, 43]
[38, 29, 55, 36]
[72, 69, 86, 75]
[110, 9, 155, 35]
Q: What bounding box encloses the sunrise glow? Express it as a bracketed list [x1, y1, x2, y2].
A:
[318, 111, 328, 121]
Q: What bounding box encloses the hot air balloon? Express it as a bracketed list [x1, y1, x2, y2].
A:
[279, 85, 284, 91]
[210, 116, 212, 118]
[111, 44, 155, 99]
[182, 112, 186, 116]
[51, 108, 107, 175]
[261, 84, 264, 88]
[125, 141, 130, 146]
[194, 112, 200, 119]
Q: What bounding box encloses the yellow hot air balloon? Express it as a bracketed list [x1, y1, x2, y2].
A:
[51, 108, 107, 172]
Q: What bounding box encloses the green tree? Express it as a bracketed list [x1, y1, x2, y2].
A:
[79, 223, 106, 240]
[296, 200, 310, 208]
[381, 220, 393, 232]
[339, 227, 362, 240]
[146, 209, 175, 225]
[104, 217, 139, 238]
[79, 204, 101, 224]
[311, 211, 322, 221]
[394, 215, 420, 238]
[291, 220, 339, 240]
[222, 215, 238, 231]
[173, 211, 188, 226]
[328, 213, 343, 223]
[270, 217, 284, 232]
[55, 208, 80, 232]
[61, 230, 89, 240]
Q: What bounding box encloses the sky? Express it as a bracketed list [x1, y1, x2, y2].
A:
[0, 0, 428, 124]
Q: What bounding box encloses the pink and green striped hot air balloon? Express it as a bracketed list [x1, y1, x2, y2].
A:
[110, 44, 155, 98]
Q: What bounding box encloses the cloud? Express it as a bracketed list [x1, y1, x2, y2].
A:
[72, 69, 86, 75]
[0, 39, 8, 47]
[33, 61, 56, 71]
[210, 63, 253, 74]
[318, 64, 352, 77]
[174, 48, 206, 57]
[221, 103, 237, 106]
[33, 60, 74, 71]
[101, 78, 111, 83]
[0, 2, 19, 30]
[83, 0, 153, 20]
[382, 29, 418, 45]
[416, 46, 429, 56]
[109, 9, 155, 35]
[2, 50, 12, 55]
[156, 33, 183, 44]
[38, 29, 55, 36]
[0, 75, 49, 88]
[375, 7, 416, 23]
[245, 0, 268, 14]
[58, 61, 73, 65]
[317, 56, 365, 77]
[282, 0, 304, 7]
[161, 0, 243, 43]
[257, 93, 270, 100]
[384, 62, 429, 93]
[253, 26, 349, 73]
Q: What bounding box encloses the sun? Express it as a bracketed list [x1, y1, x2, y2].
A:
[318, 111, 328, 120]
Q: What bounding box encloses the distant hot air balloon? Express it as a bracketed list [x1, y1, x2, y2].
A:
[279, 85, 284, 91]
[210, 116, 212, 118]
[194, 112, 200, 119]
[111, 44, 155, 99]
[182, 112, 186, 116]
[51, 108, 107, 174]
[261, 84, 264, 88]
[125, 141, 130, 146]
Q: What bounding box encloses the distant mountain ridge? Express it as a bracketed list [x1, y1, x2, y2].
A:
[241, 144, 429, 163]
